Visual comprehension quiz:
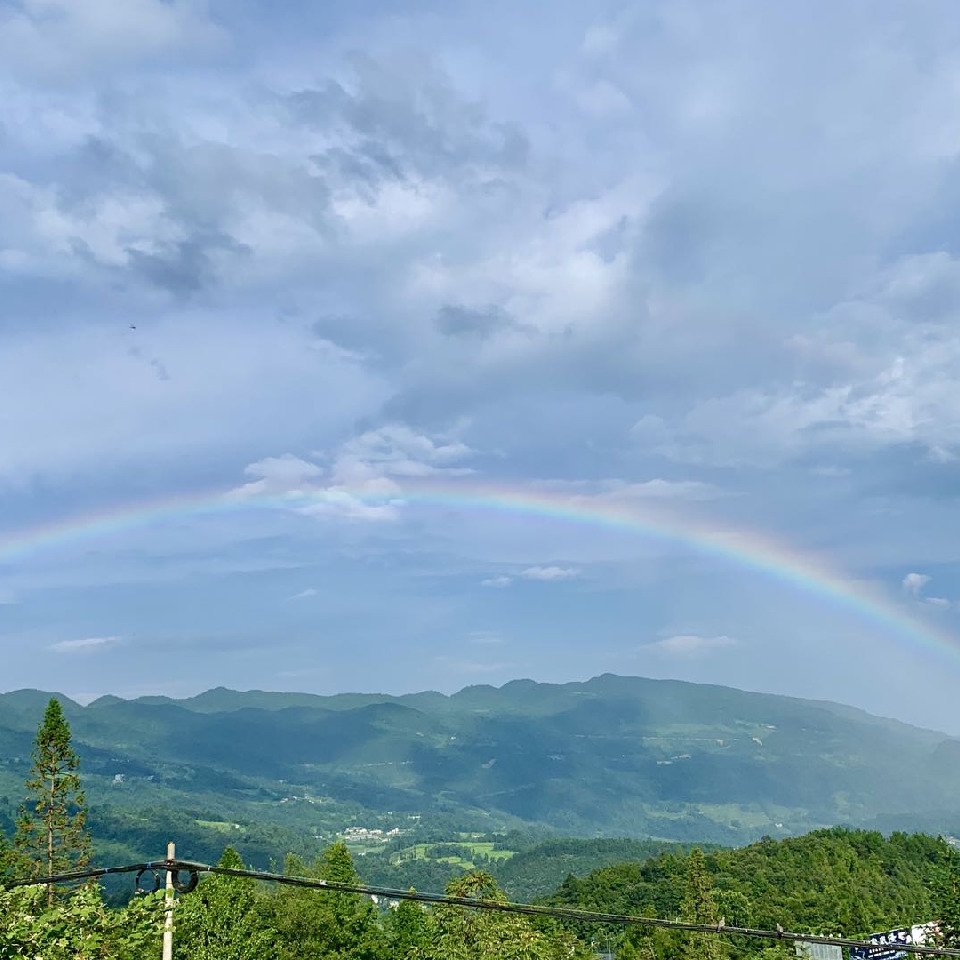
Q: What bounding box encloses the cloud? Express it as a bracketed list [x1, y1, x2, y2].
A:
[0, 319, 386, 485]
[50, 635, 122, 654]
[229, 424, 474, 523]
[540, 477, 725, 505]
[240, 456, 325, 496]
[647, 634, 738, 658]
[467, 631, 504, 645]
[903, 572, 932, 597]
[519, 566, 580, 581]
[0, 0, 225, 81]
[335, 425, 474, 480]
[481, 575, 512, 588]
[286, 588, 318, 601]
[902, 575, 956, 610]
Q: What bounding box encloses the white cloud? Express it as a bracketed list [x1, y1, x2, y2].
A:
[900, 574, 956, 611]
[481, 575, 512, 588]
[230, 424, 474, 523]
[240, 456, 325, 497]
[468, 631, 504, 645]
[0, 0, 225, 81]
[0, 318, 386, 486]
[286, 588, 318, 601]
[334, 425, 474, 481]
[50, 635, 122, 654]
[903, 572, 931, 597]
[541, 477, 724, 504]
[519, 566, 580, 581]
[647, 634, 738, 658]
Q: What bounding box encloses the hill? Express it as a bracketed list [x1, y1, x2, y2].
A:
[549, 827, 955, 956]
[1, 674, 960, 862]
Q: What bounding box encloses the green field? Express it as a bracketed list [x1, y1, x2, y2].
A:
[391, 840, 516, 870]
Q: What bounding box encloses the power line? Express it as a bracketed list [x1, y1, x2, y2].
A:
[4, 860, 165, 889]
[8, 855, 959, 957]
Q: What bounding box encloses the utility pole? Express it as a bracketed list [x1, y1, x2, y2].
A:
[162, 842, 175, 960]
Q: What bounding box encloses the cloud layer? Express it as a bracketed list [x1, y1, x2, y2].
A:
[2, 1, 960, 731]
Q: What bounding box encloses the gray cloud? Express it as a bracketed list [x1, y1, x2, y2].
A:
[4, 1, 960, 728]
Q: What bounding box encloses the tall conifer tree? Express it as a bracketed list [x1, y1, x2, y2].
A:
[15, 698, 91, 904]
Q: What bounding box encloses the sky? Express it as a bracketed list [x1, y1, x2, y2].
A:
[4, 0, 960, 732]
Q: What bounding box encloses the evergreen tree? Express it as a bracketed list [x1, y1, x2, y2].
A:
[679, 849, 728, 960]
[386, 895, 429, 958]
[933, 848, 960, 948]
[423, 871, 590, 960]
[0, 830, 18, 886]
[270, 842, 387, 960]
[14, 698, 91, 904]
[175, 847, 280, 960]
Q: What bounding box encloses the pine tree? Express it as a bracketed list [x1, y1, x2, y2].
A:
[933, 849, 960, 948]
[680, 849, 728, 960]
[386, 894, 429, 958]
[0, 831, 18, 886]
[14, 698, 91, 904]
[424, 871, 591, 960]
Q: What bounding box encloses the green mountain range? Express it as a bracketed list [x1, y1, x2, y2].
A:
[1, 674, 959, 852]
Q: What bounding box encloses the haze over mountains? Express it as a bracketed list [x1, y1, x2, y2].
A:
[1, 675, 958, 847]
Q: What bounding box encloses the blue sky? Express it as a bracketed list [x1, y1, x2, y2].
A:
[4, 0, 960, 731]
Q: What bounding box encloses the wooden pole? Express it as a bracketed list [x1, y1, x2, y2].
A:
[162, 842, 175, 960]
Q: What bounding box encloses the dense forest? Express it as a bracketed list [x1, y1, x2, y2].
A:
[550, 828, 960, 957]
[5, 698, 960, 958]
[5, 827, 960, 958]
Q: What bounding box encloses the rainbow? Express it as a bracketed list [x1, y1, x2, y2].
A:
[0, 481, 955, 664]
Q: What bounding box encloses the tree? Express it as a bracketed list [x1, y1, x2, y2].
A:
[933, 848, 960, 948]
[270, 843, 387, 960]
[0, 882, 165, 958]
[385, 894, 429, 958]
[175, 847, 280, 960]
[679, 849, 728, 960]
[0, 830, 21, 886]
[423, 871, 591, 960]
[14, 698, 91, 904]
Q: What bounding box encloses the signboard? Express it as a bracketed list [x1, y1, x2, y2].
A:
[794, 941, 842, 960]
[848, 923, 936, 960]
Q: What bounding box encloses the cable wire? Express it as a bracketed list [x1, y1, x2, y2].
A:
[180, 858, 960, 957]
[7, 856, 960, 957]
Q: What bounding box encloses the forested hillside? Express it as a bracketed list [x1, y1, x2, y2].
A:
[550, 828, 959, 957]
[2, 675, 960, 848]
[4, 827, 960, 958]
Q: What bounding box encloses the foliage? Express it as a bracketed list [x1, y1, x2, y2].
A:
[1, 700, 958, 960]
[385, 896, 430, 958]
[174, 847, 280, 960]
[552, 828, 953, 959]
[932, 846, 960, 947]
[266, 842, 388, 960]
[14, 698, 91, 901]
[679, 849, 729, 960]
[0, 883, 164, 959]
[0, 828, 957, 958]
[421, 871, 592, 960]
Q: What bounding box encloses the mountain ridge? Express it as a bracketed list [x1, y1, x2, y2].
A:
[3, 673, 947, 737]
[1, 674, 958, 846]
